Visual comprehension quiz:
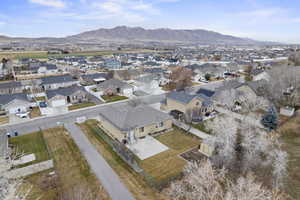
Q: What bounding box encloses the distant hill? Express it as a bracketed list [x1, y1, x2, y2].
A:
[66, 26, 258, 45]
[0, 26, 268, 45]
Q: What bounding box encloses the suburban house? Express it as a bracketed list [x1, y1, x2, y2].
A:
[80, 73, 108, 85]
[104, 58, 122, 70]
[98, 104, 173, 144]
[41, 75, 79, 90]
[97, 79, 134, 96]
[0, 93, 33, 114]
[46, 86, 88, 107]
[0, 81, 24, 94]
[29, 63, 59, 75]
[161, 91, 214, 116]
[113, 69, 142, 80]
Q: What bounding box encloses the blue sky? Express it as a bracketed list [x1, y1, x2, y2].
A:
[0, 0, 300, 43]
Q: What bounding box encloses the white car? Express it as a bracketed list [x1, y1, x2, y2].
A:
[16, 112, 29, 118]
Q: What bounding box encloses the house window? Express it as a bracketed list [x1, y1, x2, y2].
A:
[139, 127, 144, 132]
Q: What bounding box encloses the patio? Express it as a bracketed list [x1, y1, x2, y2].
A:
[127, 136, 169, 160]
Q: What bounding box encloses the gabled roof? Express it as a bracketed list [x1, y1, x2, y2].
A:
[167, 91, 198, 104]
[99, 104, 172, 131]
[97, 79, 133, 90]
[81, 73, 107, 80]
[0, 93, 29, 105]
[0, 81, 22, 89]
[46, 86, 86, 99]
[41, 75, 76, 85]
[197, 88, 215, 98]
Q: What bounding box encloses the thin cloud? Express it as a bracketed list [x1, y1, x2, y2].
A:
[29, 0, 66, 8]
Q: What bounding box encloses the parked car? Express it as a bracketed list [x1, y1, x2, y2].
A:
[16, 112, 29, 118]
[39, 102, 47, 108]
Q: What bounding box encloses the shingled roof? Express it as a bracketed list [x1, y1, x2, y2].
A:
[0, 93, 29, 105]
[41, 75, 76, 85]
[99, 104, 172, 132]
[46, 86, 86, 99]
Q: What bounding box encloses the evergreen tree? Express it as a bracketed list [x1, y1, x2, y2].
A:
[261, 106, 278, 131]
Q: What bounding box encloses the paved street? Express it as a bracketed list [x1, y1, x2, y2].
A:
[65, 123, 135, 200]
[1, 93, 166, 135]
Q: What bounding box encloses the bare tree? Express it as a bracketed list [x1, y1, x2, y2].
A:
[167, 160, 286, 200]
[170, 67, 193, 91]
[204, 116, 288, 188]
[262, 65, 300, 107]
[168, 160, 226, 200]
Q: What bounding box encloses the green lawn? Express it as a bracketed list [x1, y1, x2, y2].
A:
[35, 96, 46, 102]
[9, 131, 50, 168]
[68, 102, 96, 111]
[192, 122, 212, 134]
[101, 95, 128, 103]
[138, 127, 200, 185]
[0, 116, 9, 125]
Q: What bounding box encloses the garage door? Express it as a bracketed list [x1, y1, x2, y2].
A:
[51, 99, 66, 107]
[9, 106, 26, 114]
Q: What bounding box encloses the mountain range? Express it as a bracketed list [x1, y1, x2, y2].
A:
[0, 26, 265, 45]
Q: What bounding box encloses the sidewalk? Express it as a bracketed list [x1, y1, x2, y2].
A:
[6, 160, 54, 179]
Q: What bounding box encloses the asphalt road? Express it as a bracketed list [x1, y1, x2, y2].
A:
[1, 93, 166, 134]
[65, 123, 135, 200]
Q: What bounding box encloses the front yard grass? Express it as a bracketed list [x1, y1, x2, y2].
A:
[29, 107, 42, 118]
[101, 95, 128, 103]
[138, 127, 200, 184]
[35, 96, 46, 102]
[9, 131, 50, 168]
[79, 120, 167, 200]
[0, 116, 9, 125]
[68, 102, 96, 111]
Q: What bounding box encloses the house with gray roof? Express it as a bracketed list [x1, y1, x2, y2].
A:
[162, 91, 214, 116]
[46, 86, 88, 107]
[0, 93, 33, 114]
[97, 79, 134, 96]
[41, 75, 79, 90]
[80, 73, 107, 85]
[99, 104, 173, 144]
[0, 81, 24, 94]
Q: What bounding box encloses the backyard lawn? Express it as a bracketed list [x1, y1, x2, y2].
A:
[138, 127, 200, 184]
[0, 116, 9, 125]
[79, 120, 168, 200]
[101, 95, 128, 103]
[68, 102, 96, 111]
[9, 131, 50, 168]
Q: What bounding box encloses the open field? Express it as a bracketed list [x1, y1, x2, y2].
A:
[279, 113, 300, 199]
[19, 127, 110, 200]
[139, 127, 200, 184]
[68, 102, 96, 111]
[0, 116, 9, 125]
[79, 120, 168, 200]
[0, 49, 171, 60]
[101, 95, 128, 103]
[9, 131, 50, 168]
